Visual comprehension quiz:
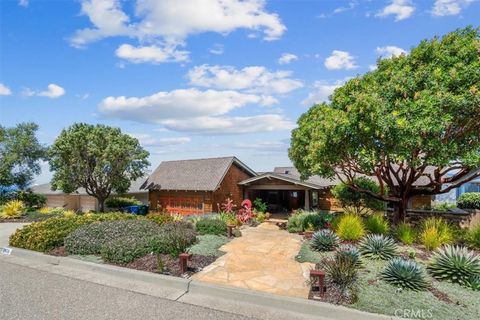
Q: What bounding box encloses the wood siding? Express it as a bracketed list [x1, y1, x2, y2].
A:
[317, 188, 342, 211]
[212, 163, 252, 211]
[149, 162, 253, 215]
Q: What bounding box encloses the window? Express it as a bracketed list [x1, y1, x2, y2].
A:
[311, 191, 319, 207]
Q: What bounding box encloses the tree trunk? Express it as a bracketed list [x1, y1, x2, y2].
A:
[393, 197, 408, 223]
[98, 198, 105, 213]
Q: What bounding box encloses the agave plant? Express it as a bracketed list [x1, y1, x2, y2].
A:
[336, 244, 361, 267]
[358, 234, 398, 260]
[428, 245, 480, 287]
[380, 258, 429, 291]
[466, 275, 480, 291]
[310, 229, 340, 252]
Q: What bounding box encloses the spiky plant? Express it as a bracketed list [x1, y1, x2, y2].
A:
[336, 244, 361, 267]
[380, 258, 429, 291]
[428, 245, 480, 287]
[358, 234, 398, 260]
[466, 275, 480, 291]
[321, 254, 358, 297]
[310, 229, 339, 252]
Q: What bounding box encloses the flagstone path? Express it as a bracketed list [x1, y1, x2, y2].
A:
[192, 223, 315, 298]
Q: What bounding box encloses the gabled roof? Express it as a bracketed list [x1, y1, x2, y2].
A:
[273, 167, 340, 187]
[141, 156, 256, 191]
[31, 176, 148, 196]
[238, 172, 325, 189]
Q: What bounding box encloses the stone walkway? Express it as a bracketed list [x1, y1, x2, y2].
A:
[192, 223, 314, 298]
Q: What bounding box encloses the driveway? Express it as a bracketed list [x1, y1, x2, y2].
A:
[193, 223, 314, 298]
[0, 223, 28, 247]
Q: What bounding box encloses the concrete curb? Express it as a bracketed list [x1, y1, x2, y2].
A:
[3, 247, 391, 320]
[185, 280, 390, 320]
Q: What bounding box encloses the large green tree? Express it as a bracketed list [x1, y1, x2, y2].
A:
[49, 123, 150, 212]
[0, 123, 46, 189]
[289, 27, 480, 222]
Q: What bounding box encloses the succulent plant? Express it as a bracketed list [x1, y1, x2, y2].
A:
[380, 258, 429, 291]
[466, 275, 480, 291]
[336, 244, 361, 267]
[321, 254, 358, 297]
[428, 245, 480, 287]
[358, 234, 398, 260]
[310, 229, 340, 252]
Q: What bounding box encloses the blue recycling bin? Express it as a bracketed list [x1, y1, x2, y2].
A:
[125, 205, 140, 214]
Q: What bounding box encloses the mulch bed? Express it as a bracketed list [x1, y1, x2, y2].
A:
[428, 286, 453, 304]
[47, 246, 68, 256]
[126, 253, 217, 277]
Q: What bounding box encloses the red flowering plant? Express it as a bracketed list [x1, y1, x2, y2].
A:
[220, 198, 236, 214]
[237, 199, 254, 223]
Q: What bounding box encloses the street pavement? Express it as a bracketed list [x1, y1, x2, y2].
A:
[0, 259, 253, 320]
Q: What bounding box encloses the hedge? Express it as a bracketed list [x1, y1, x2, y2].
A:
[457, 193, 480, 210]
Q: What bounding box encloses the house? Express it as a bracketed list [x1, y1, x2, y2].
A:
[31, 177, 148, 212]
[142, 157, 435, 215]
[141, 156, 256, 214]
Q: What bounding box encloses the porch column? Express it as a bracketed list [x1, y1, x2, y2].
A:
[304, 190, 310, 210]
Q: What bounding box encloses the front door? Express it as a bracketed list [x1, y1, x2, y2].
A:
[289, 191, 300, 210]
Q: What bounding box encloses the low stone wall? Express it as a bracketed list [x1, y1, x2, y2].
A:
[387, 208, 480, 228]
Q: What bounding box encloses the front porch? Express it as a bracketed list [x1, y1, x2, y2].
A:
[239, 173, 322, 214]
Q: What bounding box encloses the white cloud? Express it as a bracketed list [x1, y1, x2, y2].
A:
[230, 140, 289, 152]
[278, 53, 298, 65]
[38, 84, 65, 98]
[0, 83, 12, 96]
[115, 44, 189, 64]
[76, 93, 90, 100]
[302, 79, 348, 106]
[99, 88, 274, 123]
[21, 88, 36, 97]
[128, 133, 191, 146]
[71, 0, 286, 50]
[375, 46, 407, 58]
[376, 0, 415, 21]
[209, 44, 224, 55]
[431, 0, 473, 16]
[333, 1, 357, 14]
[161, 115, 295, 135]
[324, 50, 357, 70]
[18, 0, 28, 7]
[187, 64, 303, 94]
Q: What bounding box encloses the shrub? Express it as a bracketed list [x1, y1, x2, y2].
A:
[100, 237, 153, 265]
[38, 207, 52, 215]
[105, 197, 142, 208]
[195, 218, 227, 235]
[1, 200, 26, 219]
[146, 213, 174, 226]
[420, 217, 452, 250]
[65, 220, 162, 255]
[336, 244, 361, 267]
[336, 214, 365, 241]
[217, 211, 237, 225]
[428, 245, 480, 287]
[432, 201, 456, 212]
[302, 214, 325, 231]
[321, 254, 358, 299]
[253, 198, 267, 213]
[395, 223, 416, 245]
[364, 213, 389, 235]
[380, 258, 428, 291]
[150, 221, 197, 256]
[457, 192, 480, 210]
[9, 213, 138, 252]
[16, 191, 47, 208]
[310, 229, 339, 252]
[359, 234, 398, 260]
[468, 224, 480, 249]
[287, 212, 307, 233]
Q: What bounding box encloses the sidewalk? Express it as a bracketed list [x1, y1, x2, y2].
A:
[0, 223, 28, 247]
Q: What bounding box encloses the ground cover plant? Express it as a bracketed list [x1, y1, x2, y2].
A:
[195, 217, 227, 235]
[187, 235, 229, 257]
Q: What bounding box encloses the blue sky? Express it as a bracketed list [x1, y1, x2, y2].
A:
[1, 0, 479, 184]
